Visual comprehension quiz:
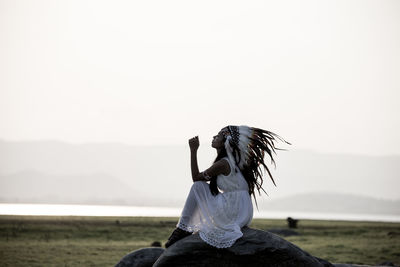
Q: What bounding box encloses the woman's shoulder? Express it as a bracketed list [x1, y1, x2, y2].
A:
[216, 157, 232, 176]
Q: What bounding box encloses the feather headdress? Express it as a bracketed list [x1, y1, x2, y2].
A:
[223, 125, 290, 196]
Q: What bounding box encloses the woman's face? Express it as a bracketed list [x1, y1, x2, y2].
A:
[212, 128, 228, 149]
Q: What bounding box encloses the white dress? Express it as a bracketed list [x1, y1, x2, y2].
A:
[177, 157, 253, 248]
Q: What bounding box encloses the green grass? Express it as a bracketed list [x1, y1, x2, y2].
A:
[0, 215, 399, 266]
[251, 219, 400, 265]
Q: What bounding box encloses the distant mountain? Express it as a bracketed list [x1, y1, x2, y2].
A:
[0, 140, 195, 200]
[0, 169, 183, 207]
[0, 169, 135, 204]
[0, 139, 399, 213]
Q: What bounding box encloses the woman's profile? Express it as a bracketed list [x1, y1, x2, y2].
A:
[165, 125, 289, 248]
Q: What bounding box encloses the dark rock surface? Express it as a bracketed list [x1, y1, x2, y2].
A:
[150, 241, 162, 247]
[114, 228, 392, 267]
[333, 264, 364, 267]
[378, 262, 398, 266]
[333, 264, 397, 267]
[153, 227, 333, 267]
[115, 247, 165, 267]
[267, 228, 300, 237]
[287, 217, 299, 228]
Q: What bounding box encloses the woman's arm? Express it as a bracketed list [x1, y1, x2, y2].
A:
[189, 136, 202, 181]
[189, 136, 230, 182]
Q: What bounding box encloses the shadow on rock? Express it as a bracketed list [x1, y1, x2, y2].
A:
[115, 247, 165, 267]
[115, 227, 390, 267]
[153, 227, 332, 267]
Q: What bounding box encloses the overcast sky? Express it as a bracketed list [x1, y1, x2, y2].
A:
[1, 0, 399, 156]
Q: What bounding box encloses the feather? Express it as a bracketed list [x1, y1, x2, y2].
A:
[223, 125, 290, 202]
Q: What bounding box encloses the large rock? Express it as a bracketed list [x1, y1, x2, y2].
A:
[267, 228, 300, 237]
[115, 247, 165, 267]
[153, 227, 333, 267]
[333, 265, 397, 267]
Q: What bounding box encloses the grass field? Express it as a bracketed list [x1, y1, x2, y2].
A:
[0, 215, 399, 266]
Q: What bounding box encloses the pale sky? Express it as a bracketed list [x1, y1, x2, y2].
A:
[1, 0, 399, 155]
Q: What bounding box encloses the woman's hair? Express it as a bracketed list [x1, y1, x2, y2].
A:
[209, 145, 266, 198]
[209, 128, 287, 203]
[209, 148, 227, 196]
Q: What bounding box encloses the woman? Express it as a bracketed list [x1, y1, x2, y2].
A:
[165, 125, 289, 248]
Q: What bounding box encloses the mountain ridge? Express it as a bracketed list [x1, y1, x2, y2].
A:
[0, 139, 399, 214]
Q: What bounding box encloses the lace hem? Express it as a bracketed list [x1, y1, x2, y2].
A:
[199, 231, 242, 249]
[178, 222, 242, 248]
[177, 222, 199, 233]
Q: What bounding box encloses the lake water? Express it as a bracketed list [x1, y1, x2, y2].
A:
[1, 203, 399, 222]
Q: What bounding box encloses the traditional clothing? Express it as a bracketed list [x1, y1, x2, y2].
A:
[177, 156, 252, 248]
[170, 125, 289, 248]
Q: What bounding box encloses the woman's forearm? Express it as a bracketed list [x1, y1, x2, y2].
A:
[190, 149, 200, 181]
